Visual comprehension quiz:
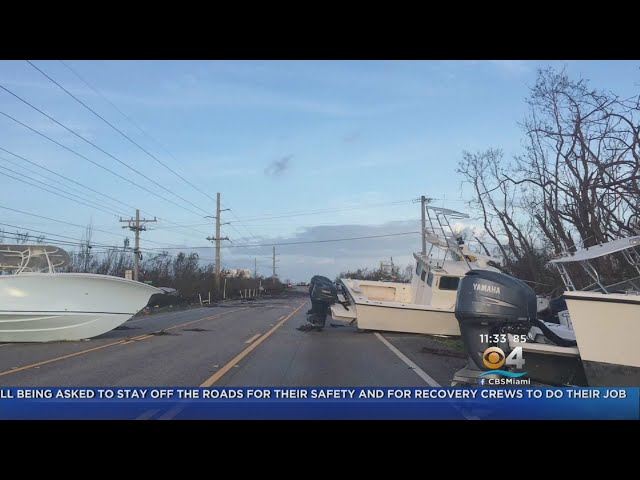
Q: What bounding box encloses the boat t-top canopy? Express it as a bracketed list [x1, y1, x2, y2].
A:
[426, 206, 469, 220]
[0, 244, 71, 273]
[549, 236, 640, 264]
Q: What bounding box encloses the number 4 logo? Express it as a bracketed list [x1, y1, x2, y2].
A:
[505, 346, 525, 370]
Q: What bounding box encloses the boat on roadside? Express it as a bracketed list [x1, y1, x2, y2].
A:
[330, 206, 502, 336]
[547, 236, 640, 386]
[452, 235, 640, 387]
[0, 244, 161, 342]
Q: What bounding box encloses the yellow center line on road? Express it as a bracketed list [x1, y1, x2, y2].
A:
[121, 334, 154, 345]
[0, 308, 247, 378]
[200, 301, 307, 387]
[244, 334, 261, 344]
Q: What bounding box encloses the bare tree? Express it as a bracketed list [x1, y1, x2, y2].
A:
[457, 67, 640, 292]
[516, 66, 640, 252]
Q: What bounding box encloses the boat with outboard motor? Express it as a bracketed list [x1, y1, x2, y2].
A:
[452, 235, 640, 387]
[329, 206, 502, 335]
[0, 244, 161, 342]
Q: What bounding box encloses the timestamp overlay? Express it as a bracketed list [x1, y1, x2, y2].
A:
[479, 333, 531, 386]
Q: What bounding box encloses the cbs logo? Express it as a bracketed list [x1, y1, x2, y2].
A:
[482, 347, 506, 369]
[482, 346, 525, 370]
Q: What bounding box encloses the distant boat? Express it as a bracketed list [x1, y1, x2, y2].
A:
[0, 244, 161, 342]
[330, 206, 502, 336]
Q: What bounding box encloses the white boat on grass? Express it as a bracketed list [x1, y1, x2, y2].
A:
[0, 244, 161, 342]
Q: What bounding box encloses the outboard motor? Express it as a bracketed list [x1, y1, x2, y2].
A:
[305, 276, 337, 328]
[455, 270, 536, 370]
[309, 275, 332, 297]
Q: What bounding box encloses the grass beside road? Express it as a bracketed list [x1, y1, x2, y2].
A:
[427, 335, 465, 353]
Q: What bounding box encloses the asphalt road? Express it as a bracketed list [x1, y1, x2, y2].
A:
[0, 288, 469, 418]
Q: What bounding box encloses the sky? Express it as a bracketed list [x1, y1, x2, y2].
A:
[0, 60, 638, 282]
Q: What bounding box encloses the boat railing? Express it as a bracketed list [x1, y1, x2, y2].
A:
[424, 206, 471, 269]
[0, 244, 70, 274]
[600, 277, 640, 294]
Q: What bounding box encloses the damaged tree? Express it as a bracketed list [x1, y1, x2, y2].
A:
[458, 67, 640, 292]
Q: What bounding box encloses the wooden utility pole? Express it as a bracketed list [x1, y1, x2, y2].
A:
[254, 258, 257, 278]
[206, 192, 229, 296]
[272, 246, 277, 284]
[120, 209, 156, 281]
[421, 195, 427, 256]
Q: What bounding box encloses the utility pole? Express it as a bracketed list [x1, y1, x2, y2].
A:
[272, 246, 277, 284]
[206, 192, 229, 296]
[120, 209, 156, 281]
[254, 258, 257, 278]
[421, 195, 427, 256]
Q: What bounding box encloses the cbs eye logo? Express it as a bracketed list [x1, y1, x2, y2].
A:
[482, 347, 506, 369]
[482, 346, 525, 370]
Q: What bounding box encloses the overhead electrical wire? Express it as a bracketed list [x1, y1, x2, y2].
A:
[0, 146, 140, 214]
[145, 231, 421, 250]
[226, 199, 416, 223]
[0, 166, 126, 217]
[0, 204, 193, 250]
[0, 89, 206, 218]
[0, 111, 212, 239]
[51, 61, 260, 242]
[0, 146, 211, 240]
[58, 60, 214, 202]
[0, 222, 133, 250]
[0, 151, 130, 216]
[27, 60, 215, 215]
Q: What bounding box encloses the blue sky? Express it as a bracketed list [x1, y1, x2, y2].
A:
[0, 60, 638, 281]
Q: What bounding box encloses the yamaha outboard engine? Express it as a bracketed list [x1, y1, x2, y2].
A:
[304, 275, 337, 329]
[455, 270, 536, 370]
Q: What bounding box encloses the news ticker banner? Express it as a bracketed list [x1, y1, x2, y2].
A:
[0, 387, 637, 420]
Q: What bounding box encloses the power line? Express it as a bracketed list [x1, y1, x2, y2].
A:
[0, 166, 125, 217]
[0, 146, 210, 240]
[0, 110, 214, 238]
[59, 61, 263, 245]
[33, 62, 380, 242]
[0, 222, 126, 250]
[145, 231, 421, 250]
[0, 204, 191, 250]
[0, 87, 207, 218]
[0, 149, 131, 216]
[59, 61, 214, 199]
[55, 60, 233, 241]
[229, 199, 415, 223]
[29, 60, 215, 213]
[216, 199, 416, 243]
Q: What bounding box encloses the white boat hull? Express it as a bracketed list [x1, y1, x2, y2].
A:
[332, 301, 460, 336]
[0, 273, 161, 342]
[564, 291, 640, 386]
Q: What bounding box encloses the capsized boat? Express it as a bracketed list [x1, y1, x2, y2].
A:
[0, 244, 161, 342]
[330, 206, 502, 335]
